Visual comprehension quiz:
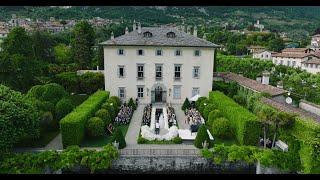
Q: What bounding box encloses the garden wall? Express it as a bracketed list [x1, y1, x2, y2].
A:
[109, 156, 255, 174]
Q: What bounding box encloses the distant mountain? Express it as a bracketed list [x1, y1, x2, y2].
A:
[0, 6, 319, 40]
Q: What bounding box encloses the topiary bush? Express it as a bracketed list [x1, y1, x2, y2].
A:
[60, 90, 109, 147]
[111, 128, 126, 149]
[181, 98, 191, 111]
[207, 109, 223, 126]
[95, 109, 111, 126]
[128, 98, 136, 111]
[101, 102, 116, 120]
[203, 104, 216, 121]
[195, 97, 207, 111]
[212, 117, 232, 139]
[108, 96, 121, 108]
[198, 99, 210, 116]
[55, 98, 75, 120]
[26, 83, 68, 105]
[194, 125, 213, 149]
[86, 117, 105, 137]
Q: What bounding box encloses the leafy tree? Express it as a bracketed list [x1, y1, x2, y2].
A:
[79, 72, 104, 94]
[0, 84, 40, 152]
[54, 43, 72, 64]
[256, 106, 276, 148]
[95, 109, 111, 126]
[31, 30, 56, 63]
[71, 21, 95, 69]
[267, 37, 285, 52]
[271, 112, 296, 148]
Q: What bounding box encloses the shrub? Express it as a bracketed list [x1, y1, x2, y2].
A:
[86, 117, 105, 137]
[109, 96, 121, 107]
[26, 83, 68, 105]
[209, 91, 261, 145]
[111, 128, 126, 149]
[79, 72, 104, 94]
[0, 85, 40, 152]
[172, 137, 183, 144]
[212, 117, 232, 139]
[194, 125, 213, 149]
[95, 109, 111, 126]
[101, 102, 116, 120]
[181, 98, 191, 111]
[40, 111, 55, 131]
[55, 98, 75, 120]
[198, 99, 210, 115]
[203, 104, 215, 121]
[55, 72, 79, 94]
[195, 97, 207, 110]
[137, 136, 147, 144]
[60, 90, 109, 147]
[207, 109, 223, 126]
[128, 98, 136, 110]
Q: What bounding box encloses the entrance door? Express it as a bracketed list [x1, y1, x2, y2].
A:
[155, 86, 162, 102]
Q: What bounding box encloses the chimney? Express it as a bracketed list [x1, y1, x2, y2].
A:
[133, 20, 136, 31]
[137, 22, 141, 34]
[125, 27, 129, 34]
[262, 71, 270, 85]
[111, 32, 114, 40]
[187, 26, 191, 34]
[203, 33, 207, 40]
[193, 26, 197, 37]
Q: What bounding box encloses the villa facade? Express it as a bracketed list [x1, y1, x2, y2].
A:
[101, 23, 218, 104]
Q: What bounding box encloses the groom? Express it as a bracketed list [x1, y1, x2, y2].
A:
[155, 120, 160, 135]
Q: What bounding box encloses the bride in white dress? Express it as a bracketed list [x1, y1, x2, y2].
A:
[159, 113, 165, 129]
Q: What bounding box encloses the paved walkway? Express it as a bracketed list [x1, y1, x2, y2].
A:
[125, 104, 144, 146]
[44, 133, 63, 150]
[172, 104, 190, 130]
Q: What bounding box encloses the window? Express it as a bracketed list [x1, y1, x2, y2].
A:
[173, 86, 181, 99]
[156, 49, 162, 56]
[137, 49, 144, 56]
[194, 50, 201, 56]
[311, 64, 314, 68]
[280, 60, 283, 65]
[287, 61, 291, 66]
[174, 64, 181, 80]
[193, 66, 200, 78]
[155, 64, 162, 80]
[292, 61, 296, 67]
[274, 60, 278, 64]
[261, 54, 263, 58]
[118, 65, 125, 78]
[118, 49, 124, 55]
[167, 32, 176, 38]
[192, 87, 200, 97]
[308, 56, 312, 60]
[137, 86, 144, 98]
[118, 87, 125, 99]
[266, 54, 269, 58]
[175, 50, 182, 56]
[143, 31, 152, 37]
[137, 64, 144, 79]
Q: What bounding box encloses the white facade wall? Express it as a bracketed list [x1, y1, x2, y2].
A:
[253, 51, 272, 60]
[301, 64, 320, 74]
[272, 56, 303, 68]
[104, 46, 214, 104]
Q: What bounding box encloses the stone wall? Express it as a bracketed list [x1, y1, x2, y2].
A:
[299, 100, 320, 116]
[109, 156, 255, 174]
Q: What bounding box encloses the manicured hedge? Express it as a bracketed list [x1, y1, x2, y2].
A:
[60, 90, 109, 147]
[209, 91, 261, 145]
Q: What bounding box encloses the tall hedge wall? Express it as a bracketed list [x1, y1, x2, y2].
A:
[209, 91, 261, 145]
[288, 117, 320, 174]
[60, 90, 109, 147]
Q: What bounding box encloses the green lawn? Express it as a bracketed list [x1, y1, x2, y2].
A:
[80, 124, 129, 147]
[16, 130, 60, 148]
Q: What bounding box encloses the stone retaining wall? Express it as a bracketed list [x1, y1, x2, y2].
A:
[109, 156, 255, 174]
[299, 100, 320, 116]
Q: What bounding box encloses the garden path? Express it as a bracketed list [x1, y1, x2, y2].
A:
[44, 133, 63, 150]
[125, 104, 144, 147]
[172, 104, 190, 130]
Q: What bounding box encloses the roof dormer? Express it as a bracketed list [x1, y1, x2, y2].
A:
[143, 31, 152, 37]
[166, 31, 176, 38]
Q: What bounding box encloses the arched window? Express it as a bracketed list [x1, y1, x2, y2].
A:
[143, 31, 152, 37]
[167, 32, 176, 38]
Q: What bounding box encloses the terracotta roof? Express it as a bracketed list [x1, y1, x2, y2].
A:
[217, 72, 286, 96]
[301, 58, 320, 65]
[272, 52, 320, 58]
[282, 48, 311, 53]
[253, 50, 277, 54]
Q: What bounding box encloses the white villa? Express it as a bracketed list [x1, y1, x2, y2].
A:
[252, 50, 276, 60]
[100, 22, 218, 104]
